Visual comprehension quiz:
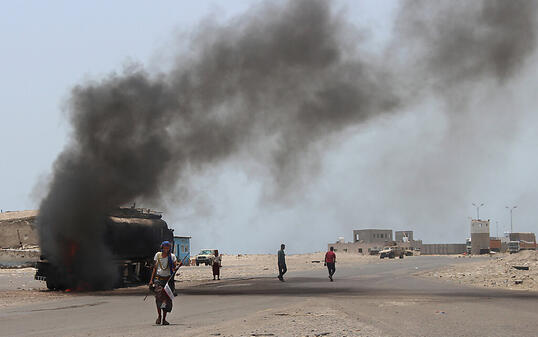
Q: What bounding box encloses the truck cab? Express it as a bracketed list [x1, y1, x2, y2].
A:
[508, 241, 520, 254]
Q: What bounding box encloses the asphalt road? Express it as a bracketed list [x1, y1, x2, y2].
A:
[1, 256, 537, 336]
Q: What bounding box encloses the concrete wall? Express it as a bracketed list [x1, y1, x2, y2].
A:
[421, 243, 466, 255]
[0, 211, 39, 249]
[332, 241, 466, 255]
[353, 229, 393, 243]
[329, 241, 389, 254]
[471, 233, 490, 254]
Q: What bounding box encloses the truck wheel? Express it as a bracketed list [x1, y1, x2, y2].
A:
[380, 255, 384, 259]
[196, 262, 199, 266]
[399, 254, 404, 259]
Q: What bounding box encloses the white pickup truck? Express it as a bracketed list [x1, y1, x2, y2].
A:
[195, 249, 216, 266]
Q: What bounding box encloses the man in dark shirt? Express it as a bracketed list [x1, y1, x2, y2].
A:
[325, 246, 336, 281]
[277, 244, 287, 281]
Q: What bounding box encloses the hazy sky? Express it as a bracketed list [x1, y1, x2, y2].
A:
[2, 1, 537, 254]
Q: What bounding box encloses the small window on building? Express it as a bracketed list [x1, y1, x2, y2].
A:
[358, 248, 363, 253]
[343, 248, 348, 252]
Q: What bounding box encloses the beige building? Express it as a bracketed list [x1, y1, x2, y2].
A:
[330, 229, 421, 254]
[395, 231, 414, 242]
[353, 229, 392, 243]
[471, 219, 490, 254]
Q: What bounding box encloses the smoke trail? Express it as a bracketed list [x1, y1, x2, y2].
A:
[394, 0, 537, 89]
[37, 0, 538, 287]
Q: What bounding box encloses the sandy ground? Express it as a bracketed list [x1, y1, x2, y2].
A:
[0, 268, 70, 307]
[181, 298, 381, 337]
[175, 253, 377, 285]
[421, 250, 538, 291]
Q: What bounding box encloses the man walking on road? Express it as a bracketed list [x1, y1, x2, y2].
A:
[277, 244, 287, 281]
[149, 241, 180, 325]
[325, 246, 336, 281]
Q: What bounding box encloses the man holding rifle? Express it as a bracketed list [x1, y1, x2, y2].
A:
[149, 241, 184, 325]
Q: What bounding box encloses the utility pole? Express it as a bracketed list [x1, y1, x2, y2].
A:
[506, 206, 517, 233]
[472, 203, 484, 220]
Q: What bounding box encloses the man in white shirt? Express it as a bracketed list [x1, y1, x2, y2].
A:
[149, 241, 180, 325]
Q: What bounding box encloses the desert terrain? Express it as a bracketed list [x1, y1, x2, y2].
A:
[421, 250, 537, 292]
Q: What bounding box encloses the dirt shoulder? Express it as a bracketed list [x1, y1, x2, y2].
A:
[0, 268, 70, 307]
[181, 297, 381, 337]
[420, 250, 538, 291]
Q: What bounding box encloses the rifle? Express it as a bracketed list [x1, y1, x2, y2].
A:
[144, 254, 190, 301]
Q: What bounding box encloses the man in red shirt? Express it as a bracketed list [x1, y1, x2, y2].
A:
[325, 247, 336, 281]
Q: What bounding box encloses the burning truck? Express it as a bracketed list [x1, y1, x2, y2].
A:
[35, 207, 174, 290]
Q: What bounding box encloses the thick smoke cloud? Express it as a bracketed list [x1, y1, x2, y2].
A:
[37, 0, 538, 287]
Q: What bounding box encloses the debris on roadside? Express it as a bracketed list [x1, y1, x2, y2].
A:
[421, 250, 537, 291]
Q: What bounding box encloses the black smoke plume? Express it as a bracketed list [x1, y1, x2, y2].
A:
[37, 0, 537, 288]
